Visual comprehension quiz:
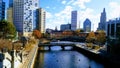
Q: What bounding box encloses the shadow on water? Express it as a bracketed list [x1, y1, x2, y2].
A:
[34, 47, 104, 68]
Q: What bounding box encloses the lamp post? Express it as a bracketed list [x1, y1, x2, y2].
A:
[11, 42, 14, 68]
[20, 47, 23, 62]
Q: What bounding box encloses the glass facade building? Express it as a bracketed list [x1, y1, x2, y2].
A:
[83, 18, 91, 32]
[13, 0, 39, 36]
[0, 0, 5, 20]
[9, 0, 13, 7]
[71, 11, 78, 31]
[106, 18, 120, 38]
[60, 24, 71, 31]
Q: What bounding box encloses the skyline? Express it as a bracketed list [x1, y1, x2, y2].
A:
[4, 0, 120, 31]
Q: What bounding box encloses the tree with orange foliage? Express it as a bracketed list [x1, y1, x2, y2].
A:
[32, 30, 42, 39]
[62, 30, 73, 36]
[86, 31, 96, 43]
[96, 30, 106, 44]
[74, 29, 84, 36]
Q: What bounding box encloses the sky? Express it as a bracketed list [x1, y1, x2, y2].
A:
[4, 0, 120, 31]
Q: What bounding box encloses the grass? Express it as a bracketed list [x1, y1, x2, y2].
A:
[23, 38, 38, 52]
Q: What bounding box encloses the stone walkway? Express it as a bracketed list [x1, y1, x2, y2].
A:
[19, 44, 38, 68]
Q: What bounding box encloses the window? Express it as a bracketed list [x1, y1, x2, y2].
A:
[35, 3, 37, 7]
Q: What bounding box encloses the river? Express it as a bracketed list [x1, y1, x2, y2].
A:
[34, 46, 104, 68]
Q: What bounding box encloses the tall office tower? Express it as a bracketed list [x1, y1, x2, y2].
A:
[0, 0, 5, 20]
[71, 11, 78, 31]
[83, 18, 91, 32]
[7, 7, 13, 23]
[13, 0, 39, 36]
[7, 0, 13, 23]
[9, 0, 13, 7]
[36, 8, 46, 33]
[97, 8, 106, 31]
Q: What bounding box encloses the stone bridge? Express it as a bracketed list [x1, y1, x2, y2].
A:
[38, 41, 76, 50]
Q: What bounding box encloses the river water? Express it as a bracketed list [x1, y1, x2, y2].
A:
[34, 46, 104, 68]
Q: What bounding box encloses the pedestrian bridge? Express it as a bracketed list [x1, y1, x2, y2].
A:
[38, 41, 76, 50]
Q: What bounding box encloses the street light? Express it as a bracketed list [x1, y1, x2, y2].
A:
[11, 42, 14, 68]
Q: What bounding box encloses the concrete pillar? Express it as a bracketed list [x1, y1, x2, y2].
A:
[48, 46, 51, 51]
[61, 46, 65, 50]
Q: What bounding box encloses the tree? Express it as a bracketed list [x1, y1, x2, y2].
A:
[74, 29, 80, 36]
[96, 31, 106, 45]
[0, 39, 12, 51]
[74, 29, 84, 36]
[32, 30, 42, 39]
[62, 30, 73, 36]
[86, 31, 96, 43]
[0, 20, 16, 39]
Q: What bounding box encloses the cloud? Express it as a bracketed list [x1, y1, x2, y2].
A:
[46, 6, 50, 9]
[46, 6, 73, 29]
[62, 0, 66, 5]
[46, 11, 53, 19]
[46, 6, 99, 31]
[79, 8, 100, 31]
[72, 0, 91, 9]
[67, 0, 75, 5]
[45, 0, 100, 31]
[108, 2, 120, 19]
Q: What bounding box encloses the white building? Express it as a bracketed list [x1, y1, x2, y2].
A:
[13, 0, 39, 36]
[36, 8, 46, 33]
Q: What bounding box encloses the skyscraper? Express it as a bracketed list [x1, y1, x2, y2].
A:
[97, 8, 106, 31]
[36, 8, 46, 33]
[0, 0, 5, 20]
[13, 0, 39, 36]
[7, 0, 13, 23]
[83, 18, 91, 32]
[7, 7, 13, 23]
[71, 11, 78, 31]
[9, 0, 13, 7]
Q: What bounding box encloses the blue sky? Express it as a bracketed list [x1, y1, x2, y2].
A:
[4, 0, 120, 31]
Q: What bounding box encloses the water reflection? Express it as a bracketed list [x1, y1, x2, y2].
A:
[34, 47, 104, 68]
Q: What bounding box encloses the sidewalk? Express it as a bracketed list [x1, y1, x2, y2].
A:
[19, 44, 38, 68]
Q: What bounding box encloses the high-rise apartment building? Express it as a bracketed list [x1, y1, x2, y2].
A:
[98, 8, 106, 31]
[83, 18, 91, 32]
[13, 0, 39, 36]
[71, 11, 78, 31]
[0, 0, 5, 20]
[36, 8, 46, 33]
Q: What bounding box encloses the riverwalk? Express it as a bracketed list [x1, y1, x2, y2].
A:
[19, 44, 38, 68]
